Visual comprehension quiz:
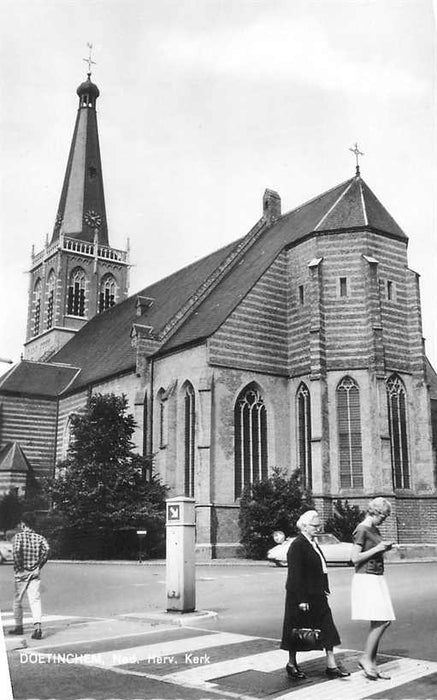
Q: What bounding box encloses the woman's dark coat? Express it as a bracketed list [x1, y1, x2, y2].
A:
[280, 533, 341, 651]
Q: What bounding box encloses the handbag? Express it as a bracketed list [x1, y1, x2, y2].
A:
[289, 626, 322, 651]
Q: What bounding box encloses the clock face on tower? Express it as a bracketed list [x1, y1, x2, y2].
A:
[84, 209, 102, 229]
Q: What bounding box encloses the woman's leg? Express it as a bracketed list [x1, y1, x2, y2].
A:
[287, 651, 297, 666]
[362, 621, 391, 668]
[325, 648, 336, 669]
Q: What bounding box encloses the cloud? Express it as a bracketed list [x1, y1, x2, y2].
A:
[153, 14, 428, 98]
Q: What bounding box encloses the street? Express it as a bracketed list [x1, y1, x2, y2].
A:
[1, 560, 437, 699]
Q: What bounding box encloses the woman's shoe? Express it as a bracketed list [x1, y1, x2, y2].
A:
[286, 663, 306, 679]
[325, 665, 350, 678]
[358, 661, 378, 680]
[376, 670, 391, 680]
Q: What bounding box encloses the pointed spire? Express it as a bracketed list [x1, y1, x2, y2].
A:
[51, 51, 108, 246]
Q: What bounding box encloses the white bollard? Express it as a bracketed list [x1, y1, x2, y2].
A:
[165, 496, 195, 612]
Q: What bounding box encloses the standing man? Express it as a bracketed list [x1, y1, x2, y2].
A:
[8, 513, 50, 640]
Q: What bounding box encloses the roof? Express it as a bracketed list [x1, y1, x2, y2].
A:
[0, 442, 32, 473]
[160, 175, 407, 353]
[0, 360, 80, 397]
[7, 173, 409, 393]
[49, 237, 239, 390]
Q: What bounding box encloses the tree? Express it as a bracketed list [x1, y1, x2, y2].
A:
[47, 393, 167, 559]
[324, 499, 365, 542]
[238, 467, 313, 559]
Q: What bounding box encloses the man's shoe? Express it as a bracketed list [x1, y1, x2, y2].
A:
[326, 665, 351, 678]
[8, 627, 23, 636]
[286, 664, 306, 679]
[31, 628, 42, 640]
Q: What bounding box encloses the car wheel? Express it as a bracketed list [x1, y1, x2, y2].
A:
[0, 554, 4, 564]
[275, 560, 287, 568]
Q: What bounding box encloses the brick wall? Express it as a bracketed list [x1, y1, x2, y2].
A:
[0, 394, 57, 480]
[209, 252, 288, 375]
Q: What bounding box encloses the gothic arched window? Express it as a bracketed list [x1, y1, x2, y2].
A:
[67, 268, 86, 316]
[46, 270, 56, 329]
[337, 376, 363, 488]
[33, 279, 42, 337]
[184, 383, 195, 497]
[234, 384, 268, 499]
[386, 375, 410, 489]
[297, 383, 312, 490]
[99, 274, 116, 313]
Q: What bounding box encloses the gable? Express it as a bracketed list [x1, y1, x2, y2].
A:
[208, 251, 288, 375]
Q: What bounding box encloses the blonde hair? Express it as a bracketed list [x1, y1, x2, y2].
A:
[367, 497, 391, 517]
[296, 509, 319, 531]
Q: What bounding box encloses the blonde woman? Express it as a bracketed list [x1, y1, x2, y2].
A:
[351, 497, 396, 680]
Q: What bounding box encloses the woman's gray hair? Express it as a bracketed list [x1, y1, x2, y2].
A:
[367, 497, 391, 517]
[296, 509, 319, 531]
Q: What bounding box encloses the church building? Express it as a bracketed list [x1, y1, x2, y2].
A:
[1, 70, 436, 556]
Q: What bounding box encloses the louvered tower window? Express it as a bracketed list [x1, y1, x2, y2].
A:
[99, 275, 116, 313]
[297, 383, 312, 490]
[46, 270, 56, 329]
[234, 385, 268, 499]
[33, 279, 42, 337]
[337, 376, 363, 488]
[386, 375, 410, 489]
[184, 383, 195, 497]
[67, 268, 86, 316]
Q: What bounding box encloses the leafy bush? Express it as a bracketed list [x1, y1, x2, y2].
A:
[324, 499, 365, 542]
[46, 393, 168, 559]
[238, 467, 313, 559]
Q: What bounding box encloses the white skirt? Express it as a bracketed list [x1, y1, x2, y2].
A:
[351, 573, 396, 621]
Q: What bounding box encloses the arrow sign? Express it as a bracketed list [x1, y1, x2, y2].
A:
[168, 505, 180, 521]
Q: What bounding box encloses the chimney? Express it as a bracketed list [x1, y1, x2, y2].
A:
[263, 189, 281, 221]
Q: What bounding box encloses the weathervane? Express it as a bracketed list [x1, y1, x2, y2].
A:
[349, 142, 364, 176]
[83, 42, 96, 77]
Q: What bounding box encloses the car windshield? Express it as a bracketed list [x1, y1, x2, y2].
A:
[316, 534, 340, 545]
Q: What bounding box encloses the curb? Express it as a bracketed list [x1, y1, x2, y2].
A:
[46, 556, 437, 566]
[119, 610, 218, 626]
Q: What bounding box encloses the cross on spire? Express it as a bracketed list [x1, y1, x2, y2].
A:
[349, 142, 364, 176]
[83, 42, 96, 77]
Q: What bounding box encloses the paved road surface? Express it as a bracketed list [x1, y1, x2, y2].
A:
[1, 560, 436, 699]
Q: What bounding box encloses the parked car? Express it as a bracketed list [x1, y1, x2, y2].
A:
[0, 539, 13, 564]
[267, 531, 354, 567]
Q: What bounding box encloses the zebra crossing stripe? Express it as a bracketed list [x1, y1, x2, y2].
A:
[73, 632, 256, 668]
[164, 648, 326, 687]
[272, 657, 437, 700]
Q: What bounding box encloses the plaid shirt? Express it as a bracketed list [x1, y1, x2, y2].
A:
[13, 525, 50, 574]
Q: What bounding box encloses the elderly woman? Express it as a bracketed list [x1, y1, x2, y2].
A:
[351, 497, 396, 680]
[280, 509, 350, 680]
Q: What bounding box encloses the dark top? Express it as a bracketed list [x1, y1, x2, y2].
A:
[285, 533, 330, 601]
[353, 522, 384, 575]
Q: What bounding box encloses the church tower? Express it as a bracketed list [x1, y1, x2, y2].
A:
[24, 66, 129, 361]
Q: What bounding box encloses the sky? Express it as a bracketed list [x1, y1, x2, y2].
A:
[0, 0, 436, 369]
